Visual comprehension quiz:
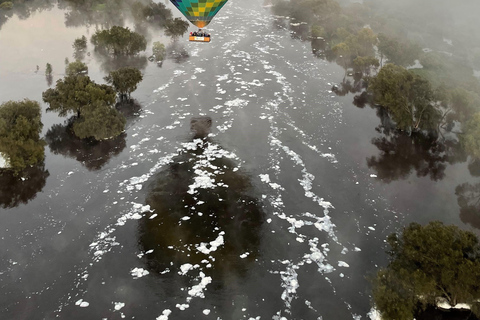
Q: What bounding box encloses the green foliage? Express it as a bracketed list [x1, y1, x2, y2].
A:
[164, 18, 189, 41]
[152, 41, 166, 61]
[311, 25, 325, 38]
[369, 64, 441, 132]
[104, 67, 143, 99]
[353, 56, 379, 74]
[65, 61, 88, 76]
[43, 75, 116, 118]
[0, 100, 45, 172]
[73, 35, 87, 51]
[45, 63, 52, 76]
[372, 221, 480, 320]
[72, 101, 126, 140]
[0, 1, 12, 9]
[462, 112, 480, 159]
[377, 33, 421, 67]
[91, 26, 147, 56]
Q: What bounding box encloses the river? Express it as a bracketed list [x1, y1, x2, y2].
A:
[0, 0, 477, 319]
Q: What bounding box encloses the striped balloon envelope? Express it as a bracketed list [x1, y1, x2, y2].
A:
[170, 0, 228, 28]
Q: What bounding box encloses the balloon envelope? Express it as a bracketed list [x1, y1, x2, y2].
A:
[170, 0, 228, 28]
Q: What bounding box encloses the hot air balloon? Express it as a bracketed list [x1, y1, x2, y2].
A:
[170, 0, 228, 29]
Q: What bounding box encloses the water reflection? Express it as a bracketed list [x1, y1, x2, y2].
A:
[0, 164, 49, 208]
[367, 132, 451, 182]
[0, 0, 54, 30]
[311, 38, 326, 57]
[59, 0, 126, 29]
[456, 182, 480, 229]
[94, 51, 148, 73]
[139, 116, 264, 287]
[166, 42, 190, 64]
[45, 121, 126, 171]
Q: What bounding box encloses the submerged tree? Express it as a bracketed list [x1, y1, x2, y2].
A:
[73, 35, 87, 51]
[461, 112, 480, 159]
[0, 100, 45, 173]
[152, 41, 166, 62]
[91, 26, 147, 56]
[377, 33, 421, 67]
[43, 74, 115, 117]
[164, 17, 189, 41]
[372, 221, 480, 320]
[72, 100, 126, 140]
[65, 61, 88, 76]
[104, 67, 143, 100]
[369, 64, 441, 132]
[43, 75, 125, 140]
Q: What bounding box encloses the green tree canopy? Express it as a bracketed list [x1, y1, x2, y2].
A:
[164, 17, 189, 41]
[461, 112, 480, 159]
[152, 41, 166, 62]
[43, 74, 116, 118]
[0, 99, 45, 172]
[91, 26, 147, 56]
[73, 35, 87, 51]
[72, 101, 126, 140]
[377, 33, 421, 67]
[104, 67, 143, 100]
[65, 61, 88, 76]
[372, 221, 480, 320]
[369, 64, 441, 132]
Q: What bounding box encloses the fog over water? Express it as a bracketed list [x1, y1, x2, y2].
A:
[0, 0, 479, 319]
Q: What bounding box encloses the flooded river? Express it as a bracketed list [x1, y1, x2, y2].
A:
[0, 0, 478, 319]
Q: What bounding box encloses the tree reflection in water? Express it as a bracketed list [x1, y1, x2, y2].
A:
[456, 182, 480, 229]
[45, 122, 126, 171]
[0, 164, 49, 208]
[138, 117, 264, 296]
[367, 132, 451, 183]
[94, 52, 148, 74]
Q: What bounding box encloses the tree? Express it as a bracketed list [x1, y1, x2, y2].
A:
[45, 63, 52, 76]
[72, 101, 126, 140]
[43, 74, 116, 118]
[461, 112, 480, 159]
[372, 221, 480, 320]
[0, 100, 45, 172]
[152, 41, 166, 62]
[331, 42, 351, 71]
[65, 61, 88, 76]
[91, 26, 147, 56]
[377, 33, 421, 67]
[164, 18, 189, 41]
[73, 35, 87, 51]
[311, 25, 325, 38]
[104, 67, 143, 100]
[353, 56, 379, 74]
[369, 64, 441, 132]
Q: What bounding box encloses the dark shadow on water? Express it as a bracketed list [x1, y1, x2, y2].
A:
[166, 42, 190, 64]
[366, 132, 454, 183]
[0, 164, 49, 209]
[311, 38, 326, 58]
[456, 182, 480, 230]
[115, 98, 142, 129]
[138, 116, 265, 294]
[45, 121, 126, 171]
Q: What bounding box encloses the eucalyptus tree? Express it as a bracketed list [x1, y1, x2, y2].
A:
[0, 100, 45, 172]
[372, 221, 480, 320]
[91, 26, 147, 56]
[104, 67, 143, 100]
[369, 64, 441, 133]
